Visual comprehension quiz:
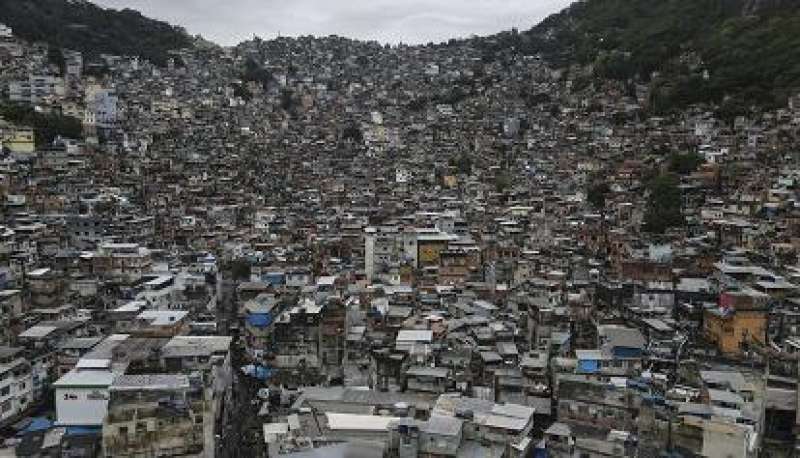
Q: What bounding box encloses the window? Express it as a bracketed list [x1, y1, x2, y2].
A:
[87, 390, 108, 401]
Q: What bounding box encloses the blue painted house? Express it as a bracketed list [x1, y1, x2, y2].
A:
[262, 271, 286, 287]
[575, 349, 608, 375]
[597, 325, 646, 374]
[243, 293, 279, 359]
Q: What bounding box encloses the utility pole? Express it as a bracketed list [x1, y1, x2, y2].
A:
[665, 334, 687, 456]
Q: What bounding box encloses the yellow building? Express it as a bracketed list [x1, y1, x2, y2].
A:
[417, 234, 454, 268]
[442, 175, 458, 188]
[1, 126, 35, 154]
[61, 101, 84, 120]
[703, 291, 769, 355]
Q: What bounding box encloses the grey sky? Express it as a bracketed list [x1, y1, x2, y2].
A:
[91, 0, 573, 46]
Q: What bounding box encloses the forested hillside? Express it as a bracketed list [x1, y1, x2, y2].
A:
[0, 0, 192, 65]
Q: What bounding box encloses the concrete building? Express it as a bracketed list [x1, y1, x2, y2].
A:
[102, 374, 207, 457]
[8, 75, 65, 104]
[91, 243, 152, 283]
[0, 347, 33, 425]
[53, 365, 114, 427]
[84, 86, 119, 130]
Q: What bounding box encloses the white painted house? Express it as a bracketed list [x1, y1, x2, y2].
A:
[53, 363, 115, 426]
[0, 347, 33, 424]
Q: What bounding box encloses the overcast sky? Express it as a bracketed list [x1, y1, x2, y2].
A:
[91, 0, 573, 46]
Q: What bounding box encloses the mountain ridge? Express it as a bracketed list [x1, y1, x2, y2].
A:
[3, 0, 798, 118]
[0, 0, 192, 66]
[468, 0, 800, 117]
[743, 0, 800, 14]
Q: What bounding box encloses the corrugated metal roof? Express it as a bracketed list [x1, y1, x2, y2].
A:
[53, 369, 114, 388]
[325, 413, 400, 431]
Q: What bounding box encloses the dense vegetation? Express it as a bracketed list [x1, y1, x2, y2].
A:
[242, 57, 274, 90]
[473, 0, 800, 117]
[341, 123, 364, 144]
[668, 152, 706, 175]
[450, 153, 473, 175]
[0, 103, 82, 147]
[587, 179, 611, 211]
[224, 259, 252, 281]
[0, 0, 192, 66]
[643, 174, 684, 234]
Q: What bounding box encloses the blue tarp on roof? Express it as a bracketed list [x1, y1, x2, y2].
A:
[247, 313, 272, 328]
[627, 379, 650, 391]
[642, 395, 666, 406]
[242, 364, 276, 381]
[263, 273, 285, 286]
[66, 426, 102, 436]
[612, 347, 642, 358]
[577, 359, 599, 374]
[17, 417, 52, 436]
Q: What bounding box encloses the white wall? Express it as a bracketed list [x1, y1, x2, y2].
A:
[0, 371, 33, 423]
[403, 233, 418, 269]
[365, 234, 375, 283]
[702, 423, 750, 458]
[56, 387, 109, 426]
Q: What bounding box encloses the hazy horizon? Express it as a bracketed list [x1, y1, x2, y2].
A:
[91, 0, 573, 46]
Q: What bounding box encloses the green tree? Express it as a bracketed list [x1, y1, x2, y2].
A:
[451, 153, 473, 175]
[280, 89, 295, 111]
[227, 260, 251, 281]
[587, 180, 610, 210]
[0, 103, 82, 146]
[231, 83, 252, 101]
[341, 123, 363, 144]
[643, 174, 684, 234]
[408, 97, 427, 112]
[668, 152, 705, 175]
[587, 178, 611, 256]
[243, 57, 273, 90]
[494, 171, 511, 193]
[47, 46, 66, 75]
